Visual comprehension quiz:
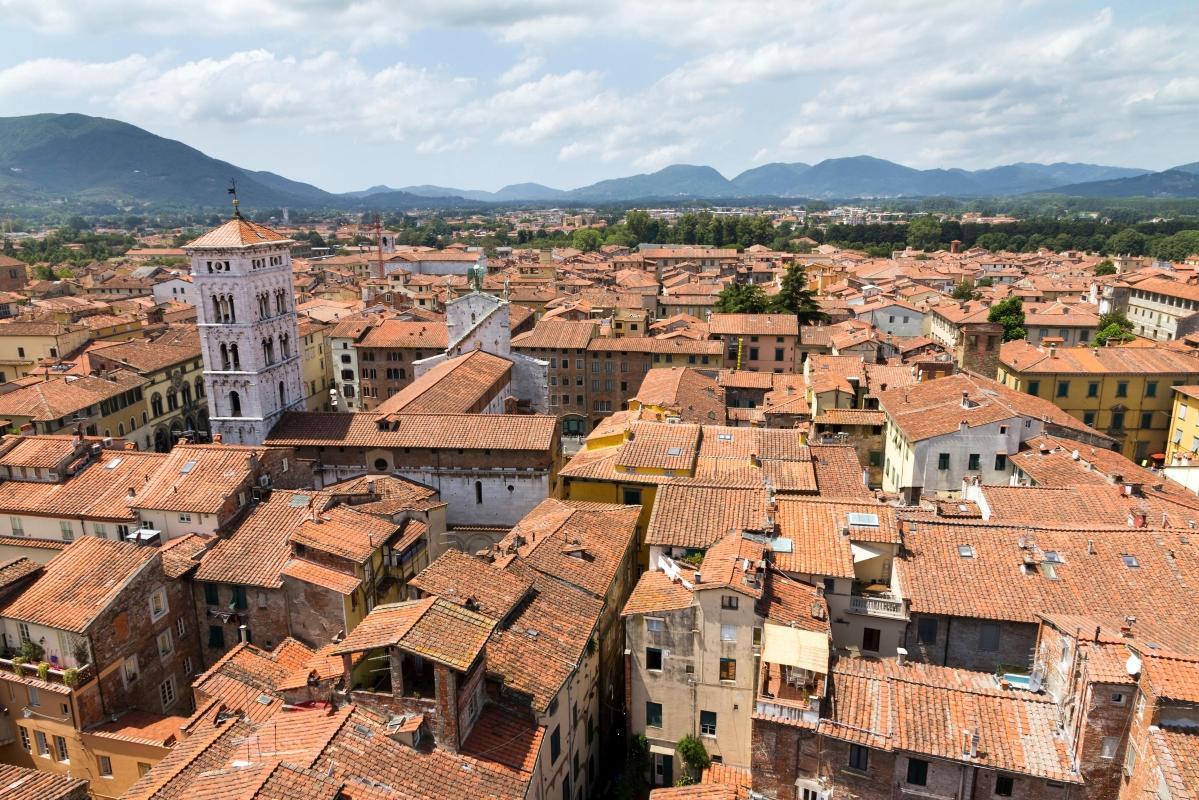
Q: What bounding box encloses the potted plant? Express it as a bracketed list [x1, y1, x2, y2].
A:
[63, 668, 80, 688]
[36, 662, 50, 681]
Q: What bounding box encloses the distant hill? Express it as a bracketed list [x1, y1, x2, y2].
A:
[0, 112, 1178, 209]
[1045, 169, 1199, 198]
[0, 113, 335, 208]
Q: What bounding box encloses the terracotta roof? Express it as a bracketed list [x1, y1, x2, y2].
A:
[194, 490, 313, 588]
[89, 710, 187, 747]
[266, 412, 557, 452]
[281, 558, 361, 595]
[622, 569, 695, 616]
[87, 329, 200, 372]
[813, 408, 886, 426]
[132, 444, 266, 514]
[587, 336, 723, 355]
[709, 313, 800, 336]
[1000, 340, 1199, 374]
[0, 371, 146, 421]
[290, 505, 398, 563]
[1149, 726, 1199, 800]
[0, 764, 88, 800]
[408, 549, 533, 622]
[632, 367, 725, 424]
[511, 319, 598, 350]
[374, 349, 511, 415]
[333, 597, 495, 671]
[499, 498, 639, 598]
[1, 537, 155, 632]
[697, 531, 767, 598]
[185, 218, 292, 248]
[717, 369, 776, 389]
[357, 318, 449, 349]
[0, 557, 40, 591]
[645, 484, 769, 549]
[158, 533, 211, 578]
[0, 435, 86, 469]
[0, 450, 165, 522]
[459, 703, 545, 775]
[878, 372, 1105, 443]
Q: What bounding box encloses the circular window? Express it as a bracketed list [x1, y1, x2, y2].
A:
[373, 458, 388, 471]
[507, 485, 515, 493]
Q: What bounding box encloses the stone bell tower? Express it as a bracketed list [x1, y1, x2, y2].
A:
[185, 196, 303, 445]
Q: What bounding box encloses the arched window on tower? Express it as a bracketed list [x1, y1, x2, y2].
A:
[167, 389, 178, 412]
[475, 480, 483, 504]
[280, 334, 290, 359]
[278, 381, 286, 409]
[275, 290, 286, 315]
[258, 293, 269, 318]
[220, 343, 230, 370]
[195, 377, 205, 399]
[263, 338, 275, 365]
[212, 296, 223, 322]
[229, 391, 242, 417]
[181, 383, 192, 406]
[227, 296, 236, 323]
[151, 393, 163, 418]
[230, 344, 240, 370]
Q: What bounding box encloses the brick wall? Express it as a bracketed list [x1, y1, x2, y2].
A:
[904, 613, 1037, 673]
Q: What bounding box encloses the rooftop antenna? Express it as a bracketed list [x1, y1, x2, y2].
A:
[228, 179, 241, 219]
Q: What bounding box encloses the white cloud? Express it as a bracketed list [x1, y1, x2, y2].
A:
[0, 55, 154, 96]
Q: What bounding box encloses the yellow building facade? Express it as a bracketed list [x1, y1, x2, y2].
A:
[1165, 386, 1199, 463]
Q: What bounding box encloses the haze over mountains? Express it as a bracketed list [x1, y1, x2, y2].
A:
[2, 113, 1197, 210]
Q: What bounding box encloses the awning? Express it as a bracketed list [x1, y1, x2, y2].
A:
[761, 623, 828, 674]
[850, 542, 887, 563]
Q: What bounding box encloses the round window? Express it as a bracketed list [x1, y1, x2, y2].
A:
[373, 458, 388, 471]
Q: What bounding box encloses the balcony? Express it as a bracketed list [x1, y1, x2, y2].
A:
[0, 656, 95, 689]
[848, 592, 906, 619]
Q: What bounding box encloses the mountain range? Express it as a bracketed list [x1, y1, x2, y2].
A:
[0, 113, 1195, 210]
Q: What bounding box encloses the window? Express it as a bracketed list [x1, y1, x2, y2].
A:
[149, 588, 168, 621]
[862, 627, 881, 652]
[1100, 736, 1119, 760]
[550, 726, 561, 762]
[622, 487, 642, 505]
[27, 685, 39, 706]
[158, 630, 174, 658]
[1056, 381, 1070, 397]
[1112, 410, 1125, 429]
[138, 763, 151, 777]
[1027, 380, 1040, 396]
[645, 617, 664, 633]
[906, 758, 929, 786]
[968, 453, 980, 471]
[1084, 411, 1097, 426]
[700, 710, 717, 736]
[937, 453, 950, 470]
[721, 595, 739, 610]
[719, 658, 737, 681]
[1124, 743, 1137, 776]
[208, 624, 225, 649]
[54, 735, 69, 762]
[474, 480, 483, 504]
[646, 647, 663, 671]
[35, 730, 49, 757]
[159, 675, 178, 709]
[848, 743, 869, 772]
[1122, 554, 1140, 568]
[646, 701, 662, 727]
[9, 517, 22, 536]
[1116, 381, 1128, 398]
[123, 655, 139, 685]
[1111, 691, 1126, 705]
[917, 617, 938, 644]
[1141, 411, 1154, 430]
[231, 585, 248, 610]
[979, 621, 1001, 651]
[994, 775, 1014, 797]
[1146, 381, 1158, 398]
[994, 454, 1007, 471]
[59, 520, 74, 542]
[1087, 381, 1099, 398]
[18, 726, 29, 752]
[204, 583, 219, 605]
[1180, 404, 1189, 420]
[720, 624, 736, 642]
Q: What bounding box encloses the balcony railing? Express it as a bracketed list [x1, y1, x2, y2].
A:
[0, 656, 95, 688]
[755, 700, 818, 726]
[848, 593, 906, 619]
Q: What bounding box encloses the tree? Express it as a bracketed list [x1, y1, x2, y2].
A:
[1106, 227, 1148, 256]
[1093, 310, 1135, 346]
[715, 283, 768, 314]
[769, 263, 829, 324]
[906, 215, 943, 251]
[676, 734, 710, 783]
[1094, 259, 1117, 276]
[988, 296, 1026, 342]
[951, 280, 978, 301]
[976, 277, 994, 288]
[1151, 230, 1199, 262]
[571, 228, 603, 252]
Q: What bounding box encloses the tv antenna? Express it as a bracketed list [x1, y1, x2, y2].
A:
[228, 179, 241, 218]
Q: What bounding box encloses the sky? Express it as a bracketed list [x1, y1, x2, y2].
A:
[0, 0, 1195, 193]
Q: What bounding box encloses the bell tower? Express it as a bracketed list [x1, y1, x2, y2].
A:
[185, 194, 303, 445]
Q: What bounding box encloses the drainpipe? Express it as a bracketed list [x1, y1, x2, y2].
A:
[942, 617, 952, 666]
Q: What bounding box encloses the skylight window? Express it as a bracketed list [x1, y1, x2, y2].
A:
[717, 433, 734, 441]
[847, 512, 880, 527]
[104, 458, 123, 470]
[1043, 551, 1064, 564]
[179, 459, 199, 474]
[957, 545, 975, 558]
[289, 494, 311, 508]
[666, 447, 682, 456]
[1121, 554, 1140, 568]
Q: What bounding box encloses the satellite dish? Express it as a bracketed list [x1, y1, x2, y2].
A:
[1125, 653, 1142, 676]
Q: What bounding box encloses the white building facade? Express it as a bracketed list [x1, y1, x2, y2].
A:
[186, 214, 304, 445]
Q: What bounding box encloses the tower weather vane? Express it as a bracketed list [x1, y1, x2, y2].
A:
[228, 179, 240, 218]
